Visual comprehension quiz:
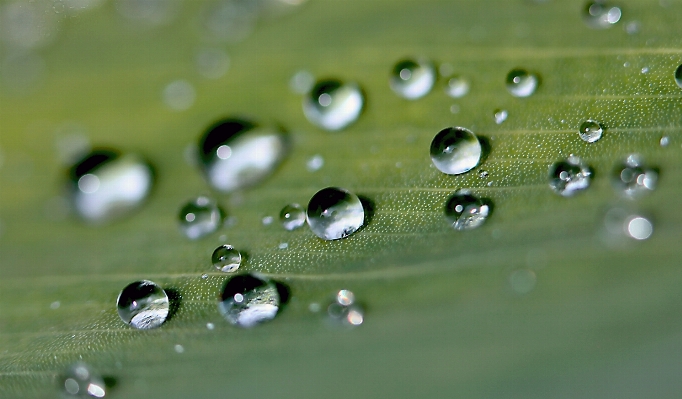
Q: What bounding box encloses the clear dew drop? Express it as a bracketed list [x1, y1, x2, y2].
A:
[578, 119, 603, 143]
[660, 136, 670, 147]
[211, 244, 242, 273]
[68, 149, 154, 223]
[548, 155, 592, 197]
[430, 127, 482, 175]
[327, 289, 364, 327]
[603, 207, 653, 241]
[444, 75, 470, 98]
[494, 109, 508, 124]
[178, 196, 224, 240]
[583, 1, 622, 29]
[61, 362, 106, 398]
[116, 280, 169, 330]
[280, 203, 306, 231]
[674, 64, 682, 89]
[306, 187, 365, 240]
[302, 79, 364, 131]
[506, 68, 539, 97]
[390, 58, 436, 99]
[611, 154, 657, 197]
[444, 191, 490, 231]
[217, 274, 280, 328]
[198, 118, 289, 192]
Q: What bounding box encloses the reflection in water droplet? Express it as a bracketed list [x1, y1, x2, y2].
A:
[117, 280, 169, 329]
[162, 80, 196, 111]
[390, 58, 435, 99]
[611, 154, 657, 197]
[198, 118, 289, 192]
[218, 274, 280, 328]
[506, 69, 539, 97]
[178, 196, 224, 240]
[306, 187, 365, 240]
[444, 192, 490, 231]
[578, 119, 603, 143]
[195, 48, 230, 79]
[509, 269, 537, 294]
[603, 207, 653, 241]
[444, 75, 470, 98]
[327, 289, 364, 327]
[494, 109, 508, 124]
[212, 244, 242, 272]
[303, 79, 364, 131]
[430, 127, 482, 175]
[583, 1, 622, 28]
[280, 203, 306, 231]
[548, 155, 591, 197]
[61, 362, 106, 397]
[674, 64, 682, 89]
[68, 149, 154, 223]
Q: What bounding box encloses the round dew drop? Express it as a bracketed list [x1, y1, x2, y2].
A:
[548, 155, 592, 197]
[390, 58, 436, 99]
[218, 274, 280, 328]
[116, 280, 169, 330]
[430, 127, 482, 175]
[61, 362, 106, 398]
[303, 79, 364, 131]
[578, 120, 603, 143]
[444, 192, 490, 231]
[506, 68, 539, 97]
[178, 196, 224, 240]
[444, 75, 470, 98]
[306, 187, 365, 240]
[280, 203, 306, 231]
[211, 244, 242, 272]
[674, 64, 682, 89]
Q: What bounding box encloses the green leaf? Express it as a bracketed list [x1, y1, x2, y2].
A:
[2, 0, 682, 397]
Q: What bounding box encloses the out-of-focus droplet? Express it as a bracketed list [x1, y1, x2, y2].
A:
[506, 68, 539, 97]
[583, 1, 622, 28]
[509, 269, 537, 294]
[603, 207, 653, 241]
[624, 20, 640, 34]
[162, 80, 196, 111]
[290, 70, 314, 94]
[660, 136, 670, 147]
[548, 155, 591, 197]
[212, 244, 242, 272]
[61, 362, 106, 397]
[178, 196, 224, 240]
[444, 75, 470, 98]
[326, 289, 364, 327]
[306, 187, 365, 240]
[306, 154, 324, 172]
[303, 79, 364, 131]
[430, 127, 482, 175]
[0, 2, 59, 49]
[218, 274, 280, 328]
[116, 0, 181, 26]
[280, 203, 306, 231]
[195, 48, 230, 79]
[201, 0, 258, 43]
[494, 109, 508, 124]
[117, 280, 169, 330]
[390, 58, 436, 99]
[444, 191, 490, 231]
[611, 154, 657, 197]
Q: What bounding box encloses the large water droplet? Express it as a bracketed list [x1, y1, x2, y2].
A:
[583, 1, 622, 28]
[178, 196, 224, 240]
[327, 289, 364, 327]
[280, 203, 306, 231]
[674, 64, 682, 89]
[444, 191, 490, 231]
[603, 207, 653, 241]
[68, 149, 154, 223]
[198, 118, 288, 192]
[430, 127, 482, 175]
[212, 244, 242, 272]
[548, 155, 592, 197]
[390, 58, 435, 99]
[306, 187, 365, 240]
[506, 68, 539, 97]
[612, 154, 657, 197]
[61, 362, 106, 398]
[302, 79, 364, 131]
[218, 274, 280, 328]
[444, 75, 470, 98]
[117, 280, 169, 330]
[578, 119, 603, 143]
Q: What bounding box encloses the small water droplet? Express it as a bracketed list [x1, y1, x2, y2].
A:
[308, 302, 321, 312]
[509, 269, 537, 294]
[206, 322, 215, 330]
[494, 109, 508, 124]
[303, 79, 364, 130]
[162, 79, 196, 111]
[624, 20, 640, 34]
[674, 64, 682, 89]
[444, 75, 470, 98]
[178, 196, 224, 240]
[479, 170, 489, 179]
[583, 1, 622, 28]
[278, 242, 289, 249]
[201, 273, 209, 279]
[430, 127, 482, 175]
[444, 192, 490, 231]
[217, 274, 280, 328]
[50, 301, 61, 309]
[61, 362, 106, 397]
[198, 118, 288, 192]
[211, 244, 242, 272]
[603, 207, 653, 241]
[68, 149, 154, 223]
[449, 104, 461, 114]
[306, 187, 365, 240]
[660, 136, 670, 146]
[612, 154, 657, 197]
[578, 119, 603, 143]
[174, 344, 184, 353]
[261, 216, 274, 226]
[506, 68, 539, 97]
[641, 67, 649, 74]
[117, 280, 169, 330]
[327, 289, 364, 327]
[548, 155, 592, 197]
[280, 203, 306, 231]
[290, 70, 314, 94]
[390, 58, 435, 99]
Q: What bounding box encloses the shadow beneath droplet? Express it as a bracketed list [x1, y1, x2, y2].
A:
[164, 288, 182, 324]
[274, 281, 291, 311]
[358, 195, 375, 227]
[478, 135, 492, 165]
[103, 376, 118, 391]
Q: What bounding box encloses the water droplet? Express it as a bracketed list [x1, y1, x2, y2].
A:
[611, 154, 657, 197]
[390, 58, 435, 99]
[278, 242, 289, 250]
[641, 67, 649, 74]
[261, 216, 274, 226]
[449, 104, 461, 114]
[61, 362, 106, 397]
[674, 64, 682, 89]
[506, 68, 539, 97]
[198, 118, 289, 192]
[306, 154, 324, 172]
[280, 203, 306, 231]
[1, 2, 59, 49]
[50, 301, 61, 309]
[174, 344, 184, 353]
[306, 187, 365, 240]
[660, 136, 670, 146]
[117, 280, 169, 330]
[603, 207, 653, 241]
[162, 79, 196, 111]
[68, 149, 154, 223]
[201, 273, 209, 279]
[509, 269, 537, 294]
[217, 274, 280, 328]
[327, 289, 364, 327]
[578, 119, 603, 143]
[211, 244, 242, 272]
[178, 196, 224, 240]
[444, 192, 490, 231]
[479, 170, 489, 179]
[548, 155, 592, 197]
[444, 76, 470, 98]
[206, 322, 215, 330]
[583, 1, 622, 28]
[430, 127, 482, 175]
[303, 79, 364, 131]
[624, 20, 640, 34]
[494, 109, 508, 124]
[195, 48, 230, 79]
[289, 70, 314, 94]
